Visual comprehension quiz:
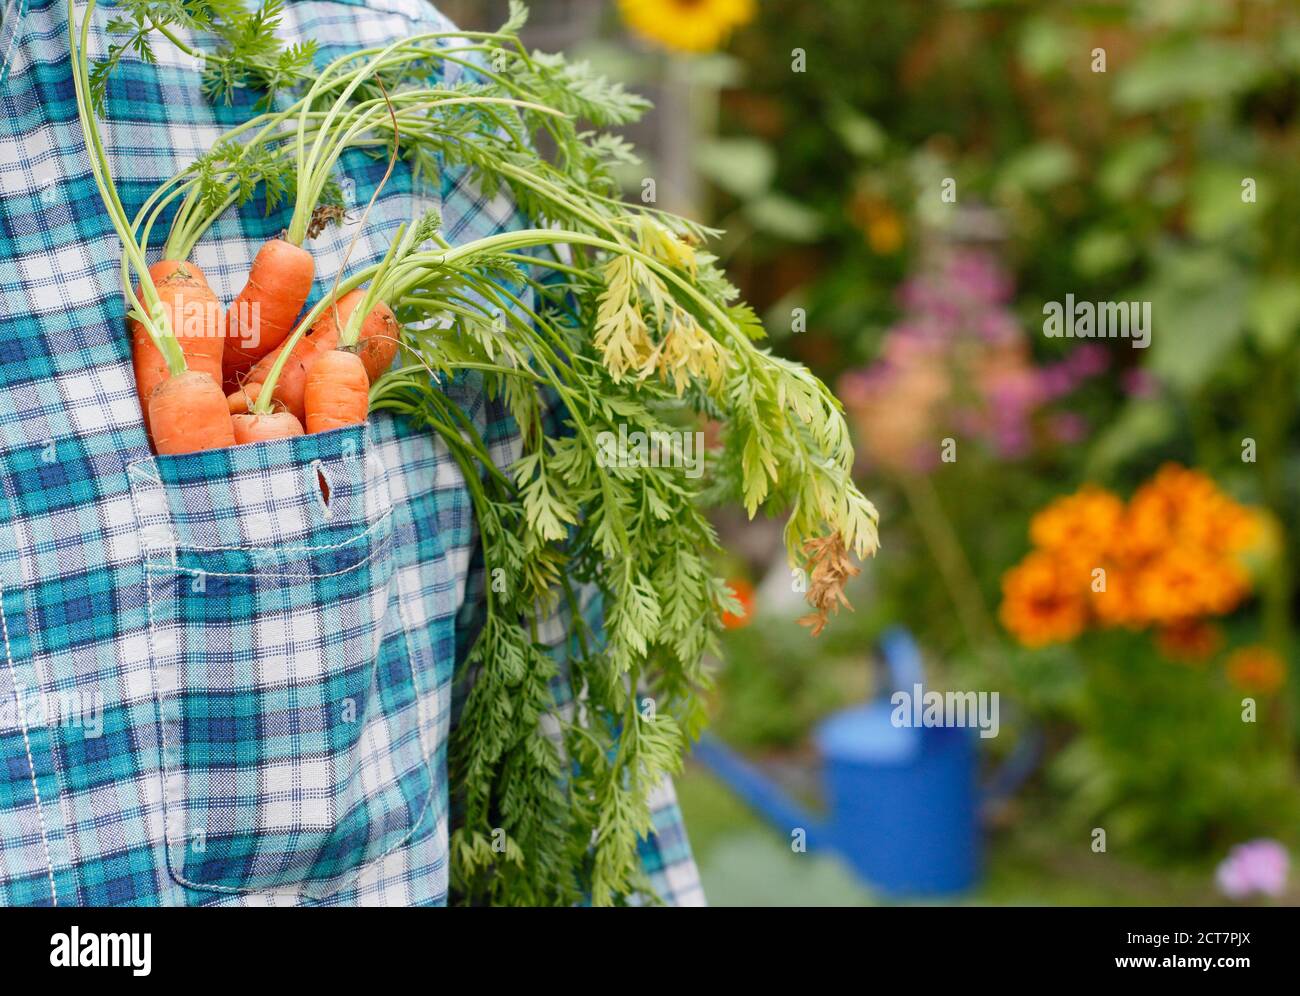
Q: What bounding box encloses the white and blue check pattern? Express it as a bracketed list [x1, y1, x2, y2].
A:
[0, 0, 704, 906]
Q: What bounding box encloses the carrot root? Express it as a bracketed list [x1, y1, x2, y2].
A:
[223, 238, 315, 388]
[355, 300, 400, 382]
[149, 371, 236, 455]
[232, 410, 305, 445]
[130, 260, 223, 437]
[304, 350, 370, 434]
[227, 384, 260, 415]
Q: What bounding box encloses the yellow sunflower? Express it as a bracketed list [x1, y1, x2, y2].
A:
[619, 0, 756, 54]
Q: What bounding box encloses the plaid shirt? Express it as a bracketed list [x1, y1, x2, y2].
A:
[0, 0, 703, 906]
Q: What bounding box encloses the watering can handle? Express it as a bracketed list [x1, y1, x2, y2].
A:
[875, 626, 925, 697]
[875, 627, 1043, 813]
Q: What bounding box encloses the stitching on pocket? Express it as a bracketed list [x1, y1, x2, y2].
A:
[393, 566, 441, 797]
[145, 533, 422, 900]
[151, 507, 394, 570]
[125, 459, 162, 486]
[141, 558, 195, 891]
[161, 529, 393, 580]
[128, 428, 391, 554]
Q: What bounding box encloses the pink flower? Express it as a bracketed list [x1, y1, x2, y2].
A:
[1216, 840, 1289, 900]
[1122, 367, 1159, 399]
[1048, 411, 1088, 444]
[841, 249, 1103, 473]
[1068, 343, 1109, 377]
[1036, 363, 1078, 401]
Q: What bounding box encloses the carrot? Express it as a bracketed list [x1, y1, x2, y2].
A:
[223, 238, 315, 388]
[306, 289, 399, 382]
[232, 410, 305, 444]
[130, 261, 223, 435]
[227, 383, 259, 415]
[149, 371, 236, 455]
[230, 288, 394, 421]
[304, 349, 369, 434]
[234, 339, 315, 422]
[353, 299, 400, 383]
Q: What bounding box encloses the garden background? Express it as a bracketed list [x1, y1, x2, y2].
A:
[439, 0, 1300, 905]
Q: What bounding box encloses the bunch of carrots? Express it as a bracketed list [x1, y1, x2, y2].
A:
[95, 8, 560, 457]
[73, 2, 442, 456]
[131, 248, 398, 453]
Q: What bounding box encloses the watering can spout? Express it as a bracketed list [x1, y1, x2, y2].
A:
[690, 735, 823, 842]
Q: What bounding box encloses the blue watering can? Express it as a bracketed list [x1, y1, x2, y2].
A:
[693, 627, 1039, 897]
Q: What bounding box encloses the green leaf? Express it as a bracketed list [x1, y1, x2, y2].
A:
[1143, 250, 1248, 393]
[1018, 17, 1074, 77]
[1098, 136, 1171, 202]
[742, 193, 822, 241]
[1073, 228, 1135, 279]
[1187, 164, 1258, 240]
[1085, 400, 1177, 478]
[827, 104, 885, 159]
[995, 141, 1077, 196]
[1248, 277, 1300, 354]
[694, 137, 775, 200]
[1114, 39, 1266, 112]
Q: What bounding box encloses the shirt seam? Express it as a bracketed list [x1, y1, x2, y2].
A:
[0, 583, 59, 906]
[0, 0, 28, 83]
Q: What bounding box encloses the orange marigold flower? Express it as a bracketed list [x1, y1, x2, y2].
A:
[999, 551, 1088, 647]
[1116, 483, 1177, 563]
[1029, 486, 1126, 569]
[1010, 466, 1262, 648]
[1156, 619, 1223, 663]
[1131, 547, 1249, 624]
[1225, 645, 1287, 695]
[1090, 565, 1144, 629]
[720, 576, 755, 630]
[1219, 504, 1265, 555]
[1128, 463, 1254, 557]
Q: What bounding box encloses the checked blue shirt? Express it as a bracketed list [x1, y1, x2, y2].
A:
[0, 0, 704, 906]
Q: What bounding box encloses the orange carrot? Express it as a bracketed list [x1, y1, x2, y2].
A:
[230, 288, 392, 421]
[227, 383, 260, 415]
[306, 289, 399, 381]
[232, 411, 305, 445]
[149, 371, 236, 455]
[130, 261, 224, 436]
[353, 300, 400, 383]
[164, 266, 224, 384]
[307, 291, 400, 387]
[235, 340, 315, 422]
[223, 238, 315, 388]
[304, 349, 369, 434]
[307, 288, 359, 351]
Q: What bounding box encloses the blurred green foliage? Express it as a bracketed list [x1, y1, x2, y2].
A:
[702, 0, 1300, 868]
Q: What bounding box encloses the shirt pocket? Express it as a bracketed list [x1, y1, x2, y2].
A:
[127, 425, 434, 900]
